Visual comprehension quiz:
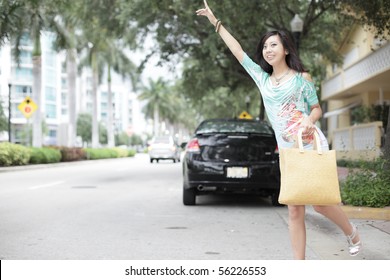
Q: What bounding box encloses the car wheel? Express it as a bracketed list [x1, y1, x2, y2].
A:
[183, 184, 196, 206]
[150, 159, 153, 163]
[173, 159, 176, 163]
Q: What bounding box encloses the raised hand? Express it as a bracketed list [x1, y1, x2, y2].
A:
[195, 0, 218, 25]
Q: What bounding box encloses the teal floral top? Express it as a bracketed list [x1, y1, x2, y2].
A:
[241, 53, 328, 149]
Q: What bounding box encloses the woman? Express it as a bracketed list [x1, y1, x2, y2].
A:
[196, 0, 361, 259]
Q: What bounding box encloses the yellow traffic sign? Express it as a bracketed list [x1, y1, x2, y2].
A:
[239, 111, 253, 119]
[18, 96, 38, 119]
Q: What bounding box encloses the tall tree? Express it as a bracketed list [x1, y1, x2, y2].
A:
[7, 0, 68, 147]
[138, 78, 172, 136]
[76, 0, 136, 148]
[118, 0, 351, 120]
[0, 98, 7, 132]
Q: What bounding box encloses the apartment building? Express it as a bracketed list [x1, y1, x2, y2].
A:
[0, 32, 146, 146]
[321, 25, 390, 160]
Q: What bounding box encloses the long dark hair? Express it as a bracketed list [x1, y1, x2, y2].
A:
[256, 30, 307, 75]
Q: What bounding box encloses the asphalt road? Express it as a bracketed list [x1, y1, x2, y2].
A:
[0, 153, 389, 260]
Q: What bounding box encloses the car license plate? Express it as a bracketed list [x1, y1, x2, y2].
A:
[226, 167, 248, 178]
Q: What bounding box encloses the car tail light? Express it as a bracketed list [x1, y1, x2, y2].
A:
[186, 138, 200, 152]
[274, 145, 279, 154]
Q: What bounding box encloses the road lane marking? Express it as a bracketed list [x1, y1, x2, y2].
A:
[29, 181, 65, 190]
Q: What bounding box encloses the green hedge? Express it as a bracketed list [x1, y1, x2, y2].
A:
[340, 158, 390, 208]
[84, 148, 136, 160]
[0, 142, 31, 166]
[0, 144, 137, 166]
[29, 147, 62, 164]
[84, 148, 119, 160]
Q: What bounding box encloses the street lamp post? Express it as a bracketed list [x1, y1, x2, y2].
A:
[8, 81, 12, 143]
[245, 96, 250, 113]
[290, 14, 304, 52]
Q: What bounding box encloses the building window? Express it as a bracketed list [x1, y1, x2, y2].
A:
[14, 67, 33, 81]
[14, 85, 32, 99]
[61, 78, 67, 89]
[45, 68, 56, 86]
[61, 92, 67, 106]
[18, 50, 32, 64]
[45, 87, 56, 102]
[46, 104, 57, 119]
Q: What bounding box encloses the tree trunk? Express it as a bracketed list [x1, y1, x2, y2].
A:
[91, 55, 99, 148]
[107, 66, 115, 147]
[32, 55, 42, 147]
[384, 108, 390, 170]
[67, 48, 77, 147]
[153, 105, 159, 137]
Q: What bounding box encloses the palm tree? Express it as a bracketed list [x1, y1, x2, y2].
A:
[8, 0, 67, 147]
[103, 40, 138, 147]
[138, 78, 174, 136]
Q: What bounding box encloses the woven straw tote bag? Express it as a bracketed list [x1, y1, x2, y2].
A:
[278, 129, 341, 205]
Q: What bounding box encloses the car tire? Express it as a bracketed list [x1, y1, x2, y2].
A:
[271, 190, 284, 207]
[183, 184, 196, 206]
[150, 159, 153, 163]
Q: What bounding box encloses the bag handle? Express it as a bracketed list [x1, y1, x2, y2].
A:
[297, 128, 323, 155]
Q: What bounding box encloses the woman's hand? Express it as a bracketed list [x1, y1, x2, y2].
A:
[300, 116, 315, 136]
[196, 0, 218, 26]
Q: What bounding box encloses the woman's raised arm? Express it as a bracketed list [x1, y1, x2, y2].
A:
[196, 0, 245, 63]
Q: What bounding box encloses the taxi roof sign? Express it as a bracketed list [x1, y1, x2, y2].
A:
[239, 111, 253, 119]
[18, 96, 38, 119]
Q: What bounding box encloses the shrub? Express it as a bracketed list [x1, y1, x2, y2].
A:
[127, 149, 136, 157]
[84, 148, 119, 160]
[341, 158, 390, 208]
[29, 147, 62, 164]
[59, 147, 87, 161]
[0, 142, 30, 166]
[112, 147, 128, 158]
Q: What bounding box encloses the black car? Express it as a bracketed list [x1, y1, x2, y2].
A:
[182, 118, 281, 206]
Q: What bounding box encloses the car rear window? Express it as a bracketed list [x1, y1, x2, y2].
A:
[195, 120, 273, 134]
[152, 136, 171, 144]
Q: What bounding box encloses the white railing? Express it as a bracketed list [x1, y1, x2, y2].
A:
[322, 42, 390, 100]
[332, 122, 383, 160]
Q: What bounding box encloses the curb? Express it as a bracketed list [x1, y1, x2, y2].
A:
[341, 205, 390, 220]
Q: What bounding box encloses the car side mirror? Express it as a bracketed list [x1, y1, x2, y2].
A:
[180, 142, 187, 149]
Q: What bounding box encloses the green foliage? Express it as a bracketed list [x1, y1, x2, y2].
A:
[127, 149, 136, 157]
[77, 113, 92, 144]
[0, 97, 8, 132]
[0, 142, 30, 166]
[350, 104, 389, 127]
[341, 158, 390, 208]
[112, 147, 128, 158]
[84, 148, 120, 160]
[84, 147, 137, 159]
[338, 0, 390, 40]
[29, 147, 62, 164]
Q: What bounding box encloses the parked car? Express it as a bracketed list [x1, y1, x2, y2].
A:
[182, 118, 281, 206]
[148, 135, 181, 163]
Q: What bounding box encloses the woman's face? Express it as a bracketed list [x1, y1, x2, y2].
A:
[262, 35, 287, 66]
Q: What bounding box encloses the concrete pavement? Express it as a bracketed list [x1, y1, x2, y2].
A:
[1, 160, 389, 259]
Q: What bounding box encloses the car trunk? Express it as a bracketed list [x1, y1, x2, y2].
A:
[197, 133, 276, 163]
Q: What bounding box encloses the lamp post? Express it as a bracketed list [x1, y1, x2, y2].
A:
[245, 95, 250, 113]
[8, 80, 12, 143]
[290, 14, 304, 52]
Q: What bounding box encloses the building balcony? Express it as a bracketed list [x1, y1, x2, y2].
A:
[322, 42, 390, 101]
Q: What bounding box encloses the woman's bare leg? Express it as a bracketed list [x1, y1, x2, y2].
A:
[288, 205, 306, 259]
[312, 205, 360, 244]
